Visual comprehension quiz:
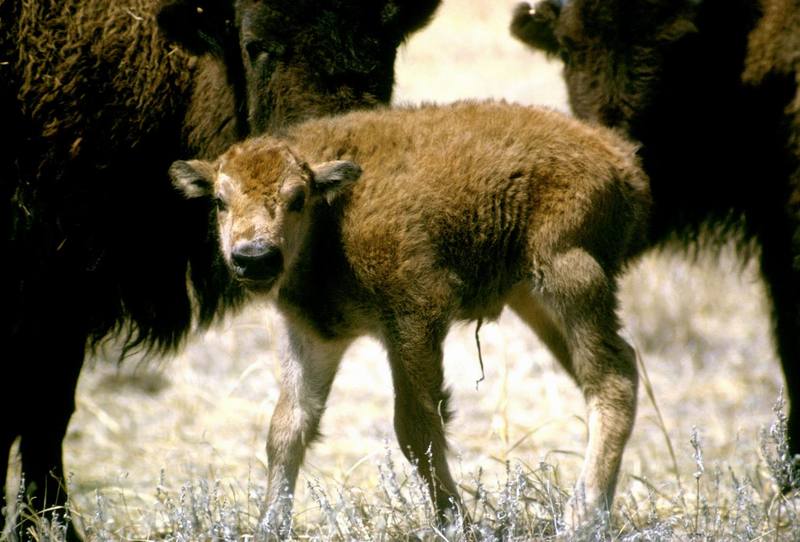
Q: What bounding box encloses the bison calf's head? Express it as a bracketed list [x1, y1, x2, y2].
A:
[169, 142, 361, 291]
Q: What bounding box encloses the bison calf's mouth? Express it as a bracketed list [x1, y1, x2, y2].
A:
[231, 241, 283, 282]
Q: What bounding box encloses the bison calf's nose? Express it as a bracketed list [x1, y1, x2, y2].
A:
[231, 241, 283, 281]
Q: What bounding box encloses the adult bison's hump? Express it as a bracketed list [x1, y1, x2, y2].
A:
[1, 0, 238, 352]
[5, 0, 194, 166]
[2, 0, 200, 254]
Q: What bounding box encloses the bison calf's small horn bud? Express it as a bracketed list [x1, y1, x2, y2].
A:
[175, 100, 650, 528]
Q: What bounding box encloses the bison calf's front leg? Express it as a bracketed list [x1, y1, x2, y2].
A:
[263, 327, 349, 531]
[384, 315, 464, 523]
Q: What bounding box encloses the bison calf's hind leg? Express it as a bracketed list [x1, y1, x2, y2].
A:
[523, 248, 637, 521]
[264, 327, 350, 530]
[384, 315, 464, 523]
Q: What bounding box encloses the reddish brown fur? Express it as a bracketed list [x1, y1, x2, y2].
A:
[172, 100, 651, 526]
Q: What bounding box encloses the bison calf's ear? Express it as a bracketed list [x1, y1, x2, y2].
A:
[510, 1, 562, 56]
[311, 161, 362, 203]
[170, 160, 215, 199]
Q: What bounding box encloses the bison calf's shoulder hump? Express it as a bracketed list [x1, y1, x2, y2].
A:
[171, 100, 650, 527]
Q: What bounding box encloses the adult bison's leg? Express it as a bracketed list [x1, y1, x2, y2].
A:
[384, 313, 463, 523]
[758, 220, 800, 486]
[263, 326, 349, 534]
[536, 248, 638, 523]
[15, 293, 86, 541]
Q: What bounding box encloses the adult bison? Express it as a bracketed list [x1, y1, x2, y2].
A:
[511, 0, 800, 478]
[1, 0, 438, 537]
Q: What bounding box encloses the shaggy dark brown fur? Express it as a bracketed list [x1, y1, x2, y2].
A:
[158, 0, 441, 134]
[1, 0, 439, 537]
[511, 0, 800, 481]
[172, 100, 651, 526]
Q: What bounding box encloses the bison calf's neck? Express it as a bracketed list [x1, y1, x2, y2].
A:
[171, 101, 651, 527]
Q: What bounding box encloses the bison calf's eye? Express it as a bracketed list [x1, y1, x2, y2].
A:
[287, 190, 305, 213]
[281, 184, 306, 213]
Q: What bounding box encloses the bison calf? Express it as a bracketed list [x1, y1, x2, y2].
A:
[170, 101, 651, 523]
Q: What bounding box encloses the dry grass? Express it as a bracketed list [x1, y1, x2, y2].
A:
[5, 0, 799, 539]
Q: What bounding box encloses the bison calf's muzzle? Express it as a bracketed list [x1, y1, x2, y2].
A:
[231, 241, 283, 281]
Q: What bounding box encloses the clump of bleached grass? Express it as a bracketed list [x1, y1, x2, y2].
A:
[4, 392, 799, 541]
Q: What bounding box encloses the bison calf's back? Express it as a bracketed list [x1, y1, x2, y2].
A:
[170, 100, 651, 527]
